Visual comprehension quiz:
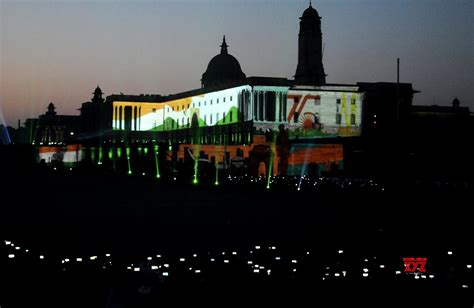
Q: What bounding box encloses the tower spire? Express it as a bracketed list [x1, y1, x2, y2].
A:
[220, 35, 228, 54]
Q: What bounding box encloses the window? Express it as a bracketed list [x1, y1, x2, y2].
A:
[223, 112, 226, 123]
[211, 99, 213, 104]
[230, 96, 232, 101]
[294, 112, 299, 123]
[193, 103, 195, 108]
[172, 107, 175, 111]
[336, 114, 341, 125]
[204, 115, 206, 124]
[230, 111, 233, 122]
[210, 114, 213, 124]
[265, 92, 276, 121]
[152, 108, 156, 113]
[204, 101, 206, 106]
[223, 97, 226, 103]
[336, 99, 341, 113]
[198, 102, 201, 107]
[216, 113, 219, 123]
[182, 118, 185, 126]
[351, 98, 356, 105]
[351, 114, 356, 125]
[182, 105, 184, 110]
[217, 98, 219, 104]
[187, 104, 190, 108]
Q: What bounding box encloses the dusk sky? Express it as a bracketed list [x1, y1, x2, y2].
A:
[1, 0, 472, 127]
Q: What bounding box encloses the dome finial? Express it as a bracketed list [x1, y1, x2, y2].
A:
[220, 35, 228, 54]
[309, 0, 312, 8]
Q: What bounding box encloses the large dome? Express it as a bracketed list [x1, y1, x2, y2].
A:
[201, 36, 246, 88]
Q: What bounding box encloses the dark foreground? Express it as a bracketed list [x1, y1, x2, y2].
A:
[1, 173, 473, 307]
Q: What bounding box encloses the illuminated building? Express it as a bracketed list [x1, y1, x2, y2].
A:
[72, 4, 420, 177]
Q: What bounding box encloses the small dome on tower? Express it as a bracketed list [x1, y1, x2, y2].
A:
[201, 36, 246, 88]
[93, 85, 103, 95]
[302, 2, 320, 18]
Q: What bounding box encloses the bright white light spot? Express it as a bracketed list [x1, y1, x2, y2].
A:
[232, 251, 237, 255]
[147, 257, 152, 260]
[39, 255, 44, 259]
[429, 275, 434, 279]
[134, 268, 140, 272]
[127, 266, 131, 270]
[15, 247, 20, 250]
[271, 246, 276, 250]
[363, 268, 369, 273]
[76, 258, 82, 262]
[421, 275, 426, 279]
[195, 270, 201, 273]
[5, 241, 11, 245]
[65, 259, 70, 262]
[8, 254, 15, 258]
[293, 269, 297, 272]
[342, 271, 347, 277]
[335, 273, 340, 277]
[275, 257, 281, 260]
[255, 246, 260, 250]
[447, 251, 453, 255]
[338, 250, 343, 254]
[163, 272, 169, 276]
[224, 260, 229, 263]
[259, 266, 264, 269]
[151, 266, 158, 270]
[267, 270, 271, 275]
[210, 258, 215, 262]
[164, 264, 169, 268]
[364, 259, 368, 262]
[467, 265, 472, 269]
[25, 249, 29, 253]
[363, 273, 368, 277]
[306, 251, 310, 255]
[222, 252, 226, 255]
[414, 275, 420, 279]
[106, 254, 111, 257]
[395, 271, 401, 275]
[156, 255, 161, 258]
[253, 269, 259, 273]
[380, 265, 385, 268]
[189, 267, 192, 271]
[90, 256, 97, 260]
[325, 273, 329, 276]
[291, 260, 297, 263]
[247, 261, 253, 264]
[180, 258, 185, 262]
[461, 285, 468, 289]
[193, 254, 197, 257]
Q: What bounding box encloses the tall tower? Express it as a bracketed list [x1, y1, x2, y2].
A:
[294, 2, 326, 85]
